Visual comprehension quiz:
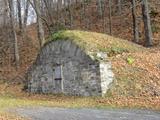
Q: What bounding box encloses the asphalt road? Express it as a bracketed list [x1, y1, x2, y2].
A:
[13, 107, 160, 120]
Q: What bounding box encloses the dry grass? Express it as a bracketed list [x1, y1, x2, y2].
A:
[107, 49, 160, 98]
[0, 112, 26, 120]
[48, 30, 145, 56]
[0, 83, 160, 112]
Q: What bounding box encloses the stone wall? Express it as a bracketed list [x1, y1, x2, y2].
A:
[100, 62, 114, 96]
[27, 40, 114, 96]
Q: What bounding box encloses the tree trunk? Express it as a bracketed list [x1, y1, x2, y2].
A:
[108, 0, 112, 35]
[23, 0, 29, 32]
[97, 0, 103, 17]
[118, 0, 122, 15]
[131, 0, 139, 43]
[142, 0, 153, 47]
[17, 0, 22, 31]
[33, 0, 45, 48]
[8, 0, 20, 69]
[43, 0, 54, 25]
[68, 0, 73, 28]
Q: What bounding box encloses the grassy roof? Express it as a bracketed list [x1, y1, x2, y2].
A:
[48, 30, 144, 56]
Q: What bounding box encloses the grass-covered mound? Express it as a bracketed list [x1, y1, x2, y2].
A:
[48, 30, 144, 56]
[48, 30, 160, 99]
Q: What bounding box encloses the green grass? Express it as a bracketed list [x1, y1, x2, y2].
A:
[0, 84, 115, 112]
[0, 92, 159, 112]
[0, 96, 46, 111]
[46, 30, 145, 56]
[0, 95, 117, 112]
[0, 95, 116, 119]
[0, 81, 159, 115]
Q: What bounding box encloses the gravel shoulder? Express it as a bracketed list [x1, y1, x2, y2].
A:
[11, 107, 160, 120]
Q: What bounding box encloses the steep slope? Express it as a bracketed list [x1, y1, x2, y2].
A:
[0, 25, 39, 83]
[109, 49, 160, 97]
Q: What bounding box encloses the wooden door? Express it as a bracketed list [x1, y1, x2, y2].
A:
[54, 65, 63, 93]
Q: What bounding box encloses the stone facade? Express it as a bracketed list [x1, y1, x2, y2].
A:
[26, 40, 114, 96]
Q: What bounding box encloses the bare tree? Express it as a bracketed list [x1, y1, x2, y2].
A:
[108, 0, 112, 35]
[97, 0, 103, 17]
[117, 0, 122, 15]
[17, 0, 23, 31]
[23, 0, 29, 30]
[43, 0, 54, 24]
[8, 0, 20, 69]
[33, 0, 45, 47]
[67, 0, 73, 28]
[141, 0, 153, 46]
[131, 0, 139, 43]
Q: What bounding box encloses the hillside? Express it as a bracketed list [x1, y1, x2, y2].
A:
[0, 0, 160, 119]
[48, 30, 160, 97]
[1, 0, 160, 82]
[0, 30, 160, 120]
[47, 0, 160, 46]
[0, 2, 160, 119]
[3, 29, 159, 99]
[0, 0, 160, 93]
